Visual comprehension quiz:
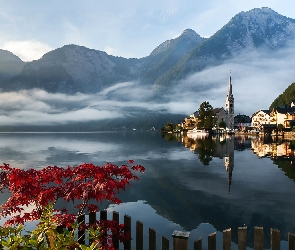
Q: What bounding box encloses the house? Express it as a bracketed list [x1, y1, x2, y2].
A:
[270, 106, 295, 129]
[234, 114, 251, 130]
[251, 110, 273, 129]
[182, 111, 198, 130]
[251, 104, 295, 131]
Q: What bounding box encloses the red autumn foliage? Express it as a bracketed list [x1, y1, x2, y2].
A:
[0, 161, 145, 248]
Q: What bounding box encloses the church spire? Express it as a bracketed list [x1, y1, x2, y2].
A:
[228, 70, 232, 96]
[225, 71, 234, 130]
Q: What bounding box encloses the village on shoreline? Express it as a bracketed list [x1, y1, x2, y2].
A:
[162, 74, 295, 138]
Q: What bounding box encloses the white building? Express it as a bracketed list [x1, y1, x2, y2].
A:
[251, 110, 273, 129]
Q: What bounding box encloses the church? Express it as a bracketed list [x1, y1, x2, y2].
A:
[181, 72, 235, 130]
[213, 73, 234, 130]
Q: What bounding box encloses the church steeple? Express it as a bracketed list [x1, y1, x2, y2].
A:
[227, 71, 232, 96]
[225, 71, 234, 130]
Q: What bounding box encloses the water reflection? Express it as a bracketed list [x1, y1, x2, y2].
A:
[251, 136, 295, 182]
[251, 136, 294, 159]
[182, 134, 237, 193]
[180, 133, 295, 186]
[168, 133, 295, 246]
[1, 132, 295, 249]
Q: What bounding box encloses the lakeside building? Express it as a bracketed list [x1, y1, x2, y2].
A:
[251, 104, 295, 131]
[270, 106, 295, 128]
[234, 114, 251, 130]
[182, 111, 198, 130]
[251, 110, 273, 129]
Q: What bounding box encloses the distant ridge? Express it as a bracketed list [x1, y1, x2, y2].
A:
[0, 8, 294, 96]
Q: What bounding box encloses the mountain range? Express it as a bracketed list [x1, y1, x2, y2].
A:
[0, 7, 295, 131]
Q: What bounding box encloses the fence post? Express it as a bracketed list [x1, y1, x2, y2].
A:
[289, 233, 295, 250]
[271, 228, 280, 250]
[194, 238, 202, 250]
[172, 230, 190, 250]
[100, 210, 107, 221]
[136, 220, 143, 250]
[162, 236, 169, 250]
[208, 232, 216, 250]
[238, 226, 247, 250]
[124, 215, 131, 250]
[223, 228, 231, 250]
[254, 227, 264, 250]
[89, 211, 96, 225]
[149, 228, 157, 250]
[113, 211, 120, 250]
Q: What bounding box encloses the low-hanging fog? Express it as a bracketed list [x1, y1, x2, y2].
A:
[0, 45, 295, 126]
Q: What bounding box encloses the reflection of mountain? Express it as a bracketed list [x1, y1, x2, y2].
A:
[273, 158, 295, 181]
[2, 132, 295, 249]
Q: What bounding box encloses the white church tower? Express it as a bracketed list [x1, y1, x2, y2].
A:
[225, 72, 234, 130]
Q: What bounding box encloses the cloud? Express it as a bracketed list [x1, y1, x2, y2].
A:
[0, 89, 123, 126]
[1, 40, 53, 61]
[166, 45, 295, 116]
[1, 44, 295, 127]
[0, 84, 180, 126]
[100, 82, 137, 96]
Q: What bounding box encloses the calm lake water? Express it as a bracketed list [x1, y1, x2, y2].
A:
[0, 131, 294, 249]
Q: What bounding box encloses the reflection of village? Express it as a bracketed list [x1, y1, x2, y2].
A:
[178, 133, 295, 193]
[251, 137, 295, 160]
[182, 134, 239, 194]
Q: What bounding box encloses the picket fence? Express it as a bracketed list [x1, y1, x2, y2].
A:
[76, 210, 295, 250]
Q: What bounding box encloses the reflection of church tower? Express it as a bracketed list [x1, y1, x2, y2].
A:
[225, 136, 234, 194]
[225, 72, 234, 130]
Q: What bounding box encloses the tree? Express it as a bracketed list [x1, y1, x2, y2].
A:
[0, 161, 145, 249]
[162, 122, 174, 132]
[269, 82, 295, 110]
[197, 101, 216, 130]
[219, 120, 226, 129]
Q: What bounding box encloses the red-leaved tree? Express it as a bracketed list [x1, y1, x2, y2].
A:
[0, 160, 145, 248]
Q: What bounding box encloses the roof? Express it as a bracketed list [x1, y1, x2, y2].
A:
[251, 109, 271, 118]
[261, 109, 271, 115]
[213, 107, 226, 114]
[276, 106, 295, 114]
[261, 124, 277, 128]
[234, 114, 251, 123]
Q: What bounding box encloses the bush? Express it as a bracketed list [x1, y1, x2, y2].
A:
[0, 161, 145, 249]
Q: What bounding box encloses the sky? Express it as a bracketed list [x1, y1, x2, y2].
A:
[1, 0, 295, 126]
[1, 0, 295, 61]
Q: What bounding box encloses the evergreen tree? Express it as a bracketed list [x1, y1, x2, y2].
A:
[197, 101, 216, 130]
[269, 82, 295, 110]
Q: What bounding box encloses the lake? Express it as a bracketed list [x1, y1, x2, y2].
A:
[0, 131, 294, 249]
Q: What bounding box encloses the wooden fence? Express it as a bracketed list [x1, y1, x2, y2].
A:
[77, 210, 295, 250]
